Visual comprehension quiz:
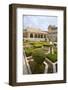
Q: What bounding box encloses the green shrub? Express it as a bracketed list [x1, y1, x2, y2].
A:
[34, 63, 45, 73]
[46, 53, 57, 63]
[29, 61, 45, 74]
[33, 43, 43, 48]
[29, 42, 35, 45]
[32, 48, 46, 64]
[54, 49, 57, 54]
[29, 41, 51, 48]
[24, 48, 33, 57]
[43, 44, 52, 47]
[40, 42, 52, 47]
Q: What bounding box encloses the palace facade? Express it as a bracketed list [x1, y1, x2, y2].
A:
[23, 26, 57, 42]
[23, 27, 48, 41]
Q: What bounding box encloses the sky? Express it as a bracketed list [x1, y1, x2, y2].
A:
[23, 15, 57, 31]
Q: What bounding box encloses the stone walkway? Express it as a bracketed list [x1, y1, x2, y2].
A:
[23, 51, 29, 74]
[23, 60, 29, 74]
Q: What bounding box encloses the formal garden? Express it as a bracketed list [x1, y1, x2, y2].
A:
[23, 40, 57, 74]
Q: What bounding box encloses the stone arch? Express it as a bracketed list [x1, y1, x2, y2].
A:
[30, 33, 33, 38]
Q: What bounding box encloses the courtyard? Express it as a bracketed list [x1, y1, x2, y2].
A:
[23, 40, 57, 74]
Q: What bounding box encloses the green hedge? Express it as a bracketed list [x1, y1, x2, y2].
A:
[29, 42, 35, 45]
[46, 53, 57, 63]
[24, 41, 52, 48]
[29, 61, 45, 74]
[24, 48, 33, 57]
[32, 48, 46, 64]
[54, 49, 57, 54]
[33, 43, 43, 48]
[31, 42, 51, 48]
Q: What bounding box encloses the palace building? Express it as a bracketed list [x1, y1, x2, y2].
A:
[47, 25, 57, 42]
[23, 26, 57, 42]
[23, 27, 48, 41]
